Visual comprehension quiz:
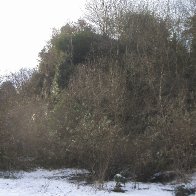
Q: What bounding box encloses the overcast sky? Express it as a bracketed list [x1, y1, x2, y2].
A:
[0, 0, 86, 75]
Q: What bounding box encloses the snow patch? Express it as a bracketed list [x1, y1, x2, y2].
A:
[0, 169, 195, 196]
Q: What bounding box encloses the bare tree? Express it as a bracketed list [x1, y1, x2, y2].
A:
[85, 0, 130, 37]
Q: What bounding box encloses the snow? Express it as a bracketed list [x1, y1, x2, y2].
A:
[115, 174, 122, 178]
[0, 168, 194, 196]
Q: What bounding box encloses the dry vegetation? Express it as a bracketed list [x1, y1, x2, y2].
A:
[0, 0, 195, 182]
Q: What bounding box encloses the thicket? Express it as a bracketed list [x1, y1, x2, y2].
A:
[0, 0, 195, 182]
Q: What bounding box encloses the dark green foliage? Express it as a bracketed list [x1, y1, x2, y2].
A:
[38, 20, 121, 96]
[56, 63, 73, 90]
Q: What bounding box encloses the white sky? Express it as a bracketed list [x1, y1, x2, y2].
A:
[0, 0, 86, 75]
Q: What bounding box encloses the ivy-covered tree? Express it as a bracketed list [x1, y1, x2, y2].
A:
[37, 20, 119, 96]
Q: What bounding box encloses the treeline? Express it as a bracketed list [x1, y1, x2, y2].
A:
[0, 0, 195, 181]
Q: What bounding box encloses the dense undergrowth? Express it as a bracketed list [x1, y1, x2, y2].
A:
[0, 0, 195, 182]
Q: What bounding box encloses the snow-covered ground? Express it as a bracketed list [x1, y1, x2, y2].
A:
[0, 168, 195, 196]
